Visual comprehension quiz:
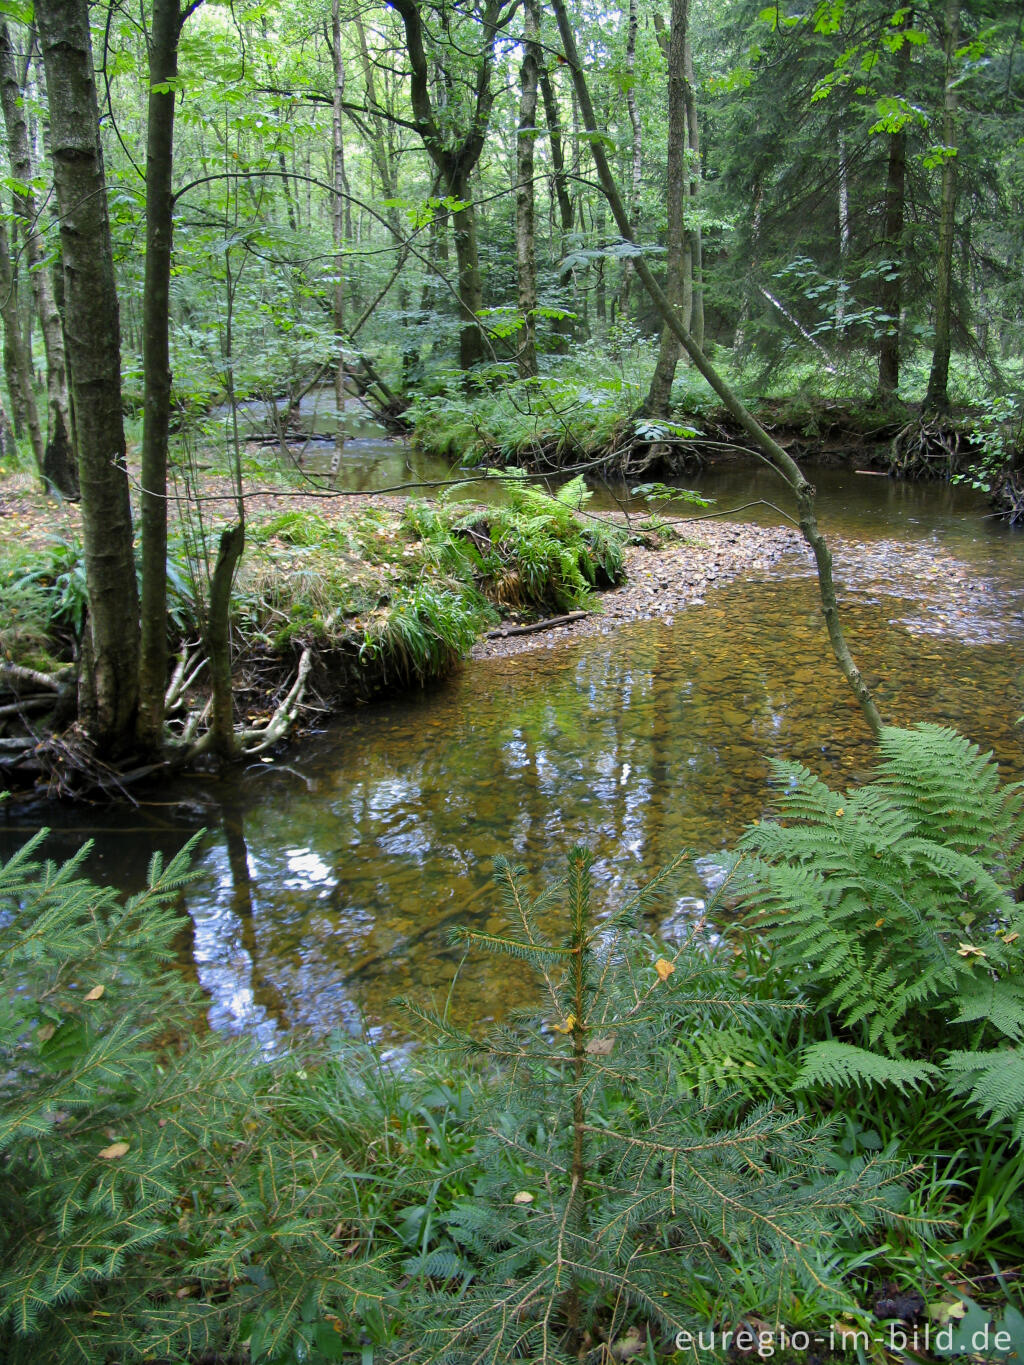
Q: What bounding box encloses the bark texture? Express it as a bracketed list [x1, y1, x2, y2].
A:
[877, 11, 913, 397]
[924, 0, 960, 415]
[35, 0, 140, 753]
[138, 0, 190, 754]
[644, 0, 690, 417]
[0, 22, 74, 495]
[389, 0, 511, 371]
[515, 0, 541, 380]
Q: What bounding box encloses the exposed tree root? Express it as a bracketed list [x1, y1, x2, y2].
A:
[992, 470, 1024, 526]
[888, 416, 966, 479]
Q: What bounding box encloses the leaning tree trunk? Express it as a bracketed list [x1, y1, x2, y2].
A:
[924, 0, 959, 415]
[515, 0, 541, 381]
[551, 0, 883, 741]
[35, 0, 140, 754]
[644, 0, 690, 418]
[0, 22, 74, 495]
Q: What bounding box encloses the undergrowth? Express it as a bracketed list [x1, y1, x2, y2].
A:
[2, 724, 1024, 1362]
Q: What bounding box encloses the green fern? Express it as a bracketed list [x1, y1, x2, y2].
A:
[795, 1042, 941, 1093]
[738, 724, 1024, 1137]
[944, 1048, 1024, 1141]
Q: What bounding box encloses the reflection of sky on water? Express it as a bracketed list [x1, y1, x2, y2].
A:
[5, 467, 1024, 1043]
[184, 540, 1024, 1040]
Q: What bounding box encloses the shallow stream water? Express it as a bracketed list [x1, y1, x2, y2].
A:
[4, 452, 1023, 1046]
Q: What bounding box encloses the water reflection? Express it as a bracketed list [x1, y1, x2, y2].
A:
[3, 467, 1023, 1042]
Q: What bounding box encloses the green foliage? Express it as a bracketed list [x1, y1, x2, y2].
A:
[0, 833, 389, 1364]
[394, 848, 906, 1361]
[360, 581, 483, 683]
[737, 723, 1024, 1135]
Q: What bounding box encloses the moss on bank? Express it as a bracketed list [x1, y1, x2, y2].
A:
[0, 478, 626, 793]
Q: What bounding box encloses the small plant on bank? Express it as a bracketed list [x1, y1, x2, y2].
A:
[394, 847, 907, 1363]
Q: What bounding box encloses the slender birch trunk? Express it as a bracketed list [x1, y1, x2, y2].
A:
[0, 22, 73, 495]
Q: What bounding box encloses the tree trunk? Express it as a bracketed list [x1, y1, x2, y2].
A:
[617, 0, 642, 323]
[137, 0, 190, 755]
[450, 173, 488, 370]
[924, 0, 959, 415]
[515, 0, 541, 381]
[539, 63, 575, 352]
[36, 0, 140, 754]
[206, 521, 244, 760]
[836, 130, 851, 338]
[877, 118, 907, 394]
[644, 0, 690, 418]
[550, 0, 883, 741]
[683, 25, 703, 348]
[0, 217, 45, 478]
[389, 0, 505, 373]
[332, 0, 348, 429]
[0, 22, 74, 496]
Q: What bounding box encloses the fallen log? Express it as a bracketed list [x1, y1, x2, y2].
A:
[487, 611, 589, 639]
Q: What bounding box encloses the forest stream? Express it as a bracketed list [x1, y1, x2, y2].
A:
[3, 450, 1023, 1049]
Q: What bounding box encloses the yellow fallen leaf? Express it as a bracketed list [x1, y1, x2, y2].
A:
[37, 1023, 56, 1043]
[875, 918, 885, 928]
[552, 1013, 577, 1034]
[84, 984, 105, 1001]
[512, 1191, 534, 1204]
[655, 958, 675, 982]
[98, 1141, 130, 1160]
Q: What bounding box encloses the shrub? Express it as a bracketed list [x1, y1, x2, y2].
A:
[393, 848, 906, 1362]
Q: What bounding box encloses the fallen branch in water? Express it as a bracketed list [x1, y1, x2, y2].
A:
[487, 611, 589, 639]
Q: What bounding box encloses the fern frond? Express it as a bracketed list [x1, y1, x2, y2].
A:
[943, 1047, 1024, 1140]
[795, 1042, 941, 1093]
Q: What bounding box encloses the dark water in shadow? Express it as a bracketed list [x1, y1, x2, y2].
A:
[4, 462, 1022, 1046]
